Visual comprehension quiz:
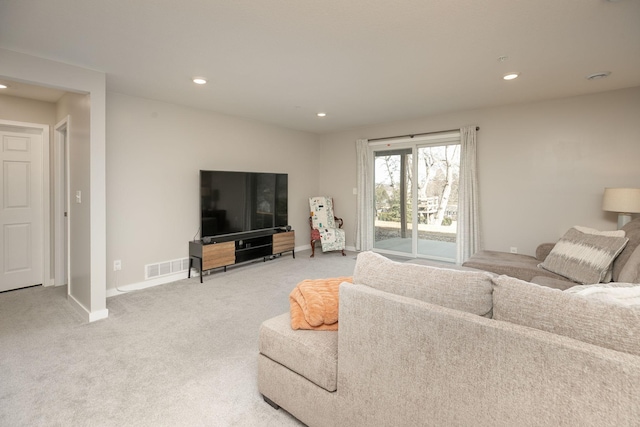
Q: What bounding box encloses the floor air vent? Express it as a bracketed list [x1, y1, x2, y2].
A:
[145, 257, 190, 280]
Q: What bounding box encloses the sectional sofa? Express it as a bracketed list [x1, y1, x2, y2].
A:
[258, 251, 640, 426]
[462, 218, 640, 290]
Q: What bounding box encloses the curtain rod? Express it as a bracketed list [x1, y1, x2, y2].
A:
[368, 126, 479, 142]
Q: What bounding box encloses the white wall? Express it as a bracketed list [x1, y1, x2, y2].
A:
[0, 94, 56, 125]
[57, 93, 92, 306]
[106, 92, 319, 290]
[319, 87, 640, 257]
[0, 48, 107, 321]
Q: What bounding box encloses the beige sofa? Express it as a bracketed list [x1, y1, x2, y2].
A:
[258, 251, 640, 426]
[462, 218, 640, 290]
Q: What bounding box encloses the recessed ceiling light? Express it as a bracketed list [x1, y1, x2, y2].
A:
[0, 84, 8, 89]
[317, 112, 327, 117]
[192, 77, 207, 85]
[586, 71, 611, 80]
[503, 72, 519, 81]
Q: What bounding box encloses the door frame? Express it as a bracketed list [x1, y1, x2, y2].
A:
[369, 131, 461, 262]
[54, 117, 70, 289]
[0, 119, 50, 288]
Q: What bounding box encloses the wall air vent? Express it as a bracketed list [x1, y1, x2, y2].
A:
[145, 257, 190, 280]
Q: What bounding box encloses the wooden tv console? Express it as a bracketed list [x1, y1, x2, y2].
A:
[188, 229, 295, 283]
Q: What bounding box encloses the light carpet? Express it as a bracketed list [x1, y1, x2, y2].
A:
[0, 250, 357, 427]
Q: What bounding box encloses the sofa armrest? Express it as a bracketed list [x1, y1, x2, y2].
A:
[535, 242, 556, 261]
[337, 282, 484, 425]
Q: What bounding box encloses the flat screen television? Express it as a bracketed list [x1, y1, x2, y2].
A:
[199, 170, 288, 238]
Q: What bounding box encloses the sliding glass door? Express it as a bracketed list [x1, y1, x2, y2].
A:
[374, 149, 413, 254]
[372, 134, 460, 261]
[415, 144, 459, 260]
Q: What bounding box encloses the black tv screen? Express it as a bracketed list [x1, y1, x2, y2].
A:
[200, 170, 288, 238]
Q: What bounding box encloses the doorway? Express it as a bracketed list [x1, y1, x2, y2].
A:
[0, 120, 50, 292]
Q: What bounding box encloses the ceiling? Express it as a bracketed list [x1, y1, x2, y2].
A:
[0, 0, 639, 134]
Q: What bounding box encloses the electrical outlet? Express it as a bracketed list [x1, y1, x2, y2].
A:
[114, 260, 122, 271]
[510, 247, 518, 254]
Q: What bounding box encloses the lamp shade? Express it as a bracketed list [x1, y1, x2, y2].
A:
[602, 188, 640, 213]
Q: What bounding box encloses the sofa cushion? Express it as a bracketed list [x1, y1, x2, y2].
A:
[538, 226, 628, 285]
[259, 313, 338, 392]
[462, 250, 569, 283]
[493, 275, 640, 357]
[353, 251, 494, 317]
[530, 275, 577, 290]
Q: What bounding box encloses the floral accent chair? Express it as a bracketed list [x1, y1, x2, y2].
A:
[309, 196, 346, 257]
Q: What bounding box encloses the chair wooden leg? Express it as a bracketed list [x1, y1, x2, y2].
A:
[341, 249, 346, 256]
[310, 239, 316, 257]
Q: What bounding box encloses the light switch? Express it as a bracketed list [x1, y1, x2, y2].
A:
[76, 190, 82, 204]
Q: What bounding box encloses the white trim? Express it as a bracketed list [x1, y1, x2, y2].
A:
[106, 271, 190, 298]
[105, 244, 335, 298]
[54, 117, 70, 288]
[368, 131, 460, 146]
[89, 309, 109, 322]
[0, 119, 50, 287]
[300, 244, 356, 253]
[67, 292, 109, 322]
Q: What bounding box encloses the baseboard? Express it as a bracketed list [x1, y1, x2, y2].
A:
[295, 244, 356, 253]
[296, 243, 356, 252]
[106, 246, 357, 298]
[67, 293, 109, 322]
[89, 308, 109, 322]
[106, 271, 190, 298]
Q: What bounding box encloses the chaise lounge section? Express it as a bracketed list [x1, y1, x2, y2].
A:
[462, 218, 640, 289]
[258, 251, 640, 426]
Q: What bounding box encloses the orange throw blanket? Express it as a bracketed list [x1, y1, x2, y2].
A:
[289, 276, 353, 331]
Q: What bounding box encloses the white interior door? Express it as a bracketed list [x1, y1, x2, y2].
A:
[0, 126, 44, 292]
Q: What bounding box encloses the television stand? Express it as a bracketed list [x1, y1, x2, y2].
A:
[188, 229, 295, 283]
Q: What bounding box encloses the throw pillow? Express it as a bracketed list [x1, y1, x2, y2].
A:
[538, 226, 628, 284]
[564, 282, 640, 307]
[618, 244, 640, 283]
[493, 275, 640, 357]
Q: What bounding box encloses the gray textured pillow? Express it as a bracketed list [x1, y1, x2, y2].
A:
[353, 251, 494, 317]
[539, 226, 628, 285]
[493, 275, 640, 357]
[618, 245, 640, 283]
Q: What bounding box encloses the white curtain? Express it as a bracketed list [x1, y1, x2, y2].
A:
[456, 126, 480, 263]
[355, 139, 374, 251]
